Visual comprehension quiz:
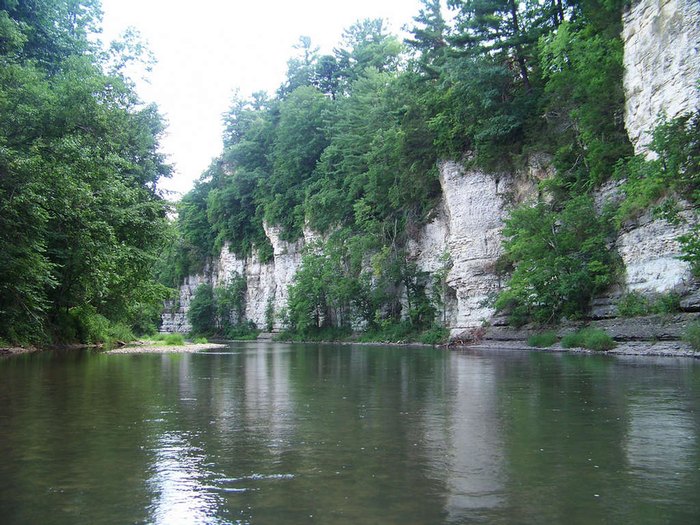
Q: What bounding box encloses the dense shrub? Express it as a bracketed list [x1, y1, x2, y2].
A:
[527, 331, 558, 348]
[684, 322, 700, 351]
[420, 326, 450, 345]
[561, 328, 616, 351]
[224, 321, 259, 340]
[188, 284, 216, 335]
[496, 196, 619, 325]
[617, 291, 681, 317]
[163, 333, 185, 346]
[616, 292, 652, 317]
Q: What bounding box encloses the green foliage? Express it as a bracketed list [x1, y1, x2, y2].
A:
[188, 278, 255, 338]
[223, 321, 259, 340]
[67, 305, 111, 345]
[684, 322, 700, 351]
[276, 326, 352, 342]
[616, 292, 651, 317]
[107, 323, 136, 344]
[561, 327, 616, 351]
[356, 321, 418, 343]
[652, 292, 681, 315]
[613, 112, 700, 271]
[615, 113, 699, 222]
[192, 336, 208, 344]
[539, 12, 632, 188]
[616, 291, 681, 317]
[496, 195, 619, 324]
[265, 297, 275, 332]
[60, 305, 135, 346]
[429, 56, 533, 167]
[527, 331, 558, 348]
[215, 273, 247, 328]
[0, 1, 171, 345]
[286, 232, 372, 334]
[188, 284, 215, 335]
[420, 325, 450, 345]
[679, 226, 700, 277]
[163, 333, 185, 346]
[161, 1, 651, 341]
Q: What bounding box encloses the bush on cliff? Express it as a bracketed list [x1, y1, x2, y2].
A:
[495, 196, 619, 325]
[527, 331, 558, 348]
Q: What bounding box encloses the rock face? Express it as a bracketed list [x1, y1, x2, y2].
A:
[160, 274, 209, 334]
[163, 0, 699, 335]
[623, 0, 700, 154]
[618, 0, 700, 294]
[160, 228, 312, 333]
[616, 207, 698, 293]
[410, 161, 540, 335]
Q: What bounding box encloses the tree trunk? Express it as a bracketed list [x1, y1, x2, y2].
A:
[508, 0, 531, 91]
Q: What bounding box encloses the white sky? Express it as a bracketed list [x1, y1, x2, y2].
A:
[100, 0, 424, 199]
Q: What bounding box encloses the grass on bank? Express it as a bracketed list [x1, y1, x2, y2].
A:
[616, 291, 681, 317]
[527, 331, 558, 348]
[684, 321, 700, 351]
[143, 333, 184, 345]
[561, 328, 616, 351]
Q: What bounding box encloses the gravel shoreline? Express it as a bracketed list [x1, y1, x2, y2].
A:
[106, 342, 227, 354]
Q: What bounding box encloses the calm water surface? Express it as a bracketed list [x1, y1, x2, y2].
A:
[0, 343, 699, 524]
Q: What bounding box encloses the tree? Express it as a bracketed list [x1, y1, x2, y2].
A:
[448, 0, 553, 90]
[495, 196, 618, 324]
[0, 1, 171, 343]
[333, 19, 404, 93]
[405, 0, 449, 77]
[278, 36, 319, 97]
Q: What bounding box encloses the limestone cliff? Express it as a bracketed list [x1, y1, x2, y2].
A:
[162, 0, 699, 335]
[161, 227, 313, 333]
[623, 0, 700, 154]
[615, 0, 700, 295]
[409, 160, 545, 335]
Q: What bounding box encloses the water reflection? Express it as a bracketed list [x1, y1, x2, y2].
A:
[444, 356, 504, 516]
[0, 346, 699, 524]
[147, 431, 221, 525]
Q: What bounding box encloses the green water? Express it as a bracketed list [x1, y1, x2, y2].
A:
[0, 343, 699, 524]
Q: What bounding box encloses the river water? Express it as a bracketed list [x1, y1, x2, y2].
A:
[0, 343, 698, 524]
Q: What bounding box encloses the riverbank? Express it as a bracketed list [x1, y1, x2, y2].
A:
[459, 340, 700, 358]
[0, 340, 227, 358]
[3, 332, 698, 359]
[0, 346, 40, 357]
[106, 340, 226, 354]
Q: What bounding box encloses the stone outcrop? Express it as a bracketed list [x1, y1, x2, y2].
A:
[161, 227, 313, 333]
[617, 0, 700, 294]
[160, 274, 208, 334]
[409, 160, 542, 335]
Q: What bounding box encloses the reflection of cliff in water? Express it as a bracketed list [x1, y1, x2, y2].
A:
[422, 354, 505, 519]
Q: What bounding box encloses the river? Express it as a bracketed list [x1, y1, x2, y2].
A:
[0, 343, 698, 524]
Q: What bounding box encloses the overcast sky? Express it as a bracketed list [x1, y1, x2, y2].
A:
[100, 0, 424, 199]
